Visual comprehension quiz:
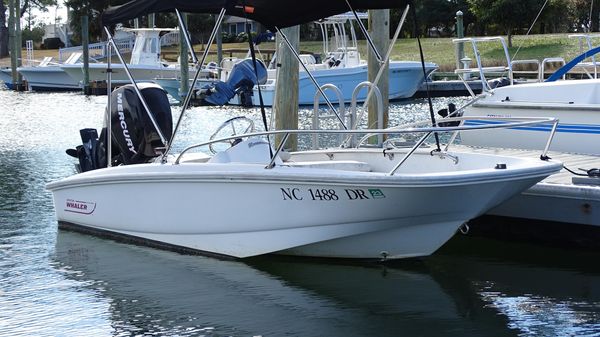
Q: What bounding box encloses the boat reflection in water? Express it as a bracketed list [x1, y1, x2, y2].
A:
[54, 230, 600, 336]
[431, 236, 600, 337]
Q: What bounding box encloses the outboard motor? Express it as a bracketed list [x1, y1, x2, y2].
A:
[67, 83, 173, 172]
[487, 77, 511, 89]
[437, 103, 461, 127]
[200, 58, 267, 107]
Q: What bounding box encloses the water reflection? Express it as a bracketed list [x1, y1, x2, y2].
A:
[54, 230, 518, 337]
[431, 237, 600, 336]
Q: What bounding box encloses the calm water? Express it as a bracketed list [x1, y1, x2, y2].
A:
[0, 88, 599, 336]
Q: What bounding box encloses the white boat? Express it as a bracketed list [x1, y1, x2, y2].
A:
[17, 54, 82, 91]
[454, 36, 600, 156]
[446, 36, 600, 231]
[156, 13, 436, 106]
[461, 79, 600, 155]
[0, 67, 14, 88]
[47, 1, 562, 260]
[60, 28, 184, 85]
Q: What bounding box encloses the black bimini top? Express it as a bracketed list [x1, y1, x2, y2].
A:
[102, 0, 404, 30]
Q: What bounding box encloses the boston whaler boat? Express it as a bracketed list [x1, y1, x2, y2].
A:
[47, 0, 562, 260]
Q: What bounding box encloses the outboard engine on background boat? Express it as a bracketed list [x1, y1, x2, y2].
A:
[437, 103, 461, 127]
[198, 58, 267, 107]
[67, 83, 173, 172]
[487, 77, 511, 89]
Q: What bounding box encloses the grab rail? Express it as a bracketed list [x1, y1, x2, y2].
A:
[350, 81, 383, 147]
[312, 84, 346, 149]
[174, 116, 559, 175]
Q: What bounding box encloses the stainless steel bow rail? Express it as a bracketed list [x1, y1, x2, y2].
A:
[174, 116, 559, 176]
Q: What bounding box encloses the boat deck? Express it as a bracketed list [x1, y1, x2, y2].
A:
[452, 145, 600, 227]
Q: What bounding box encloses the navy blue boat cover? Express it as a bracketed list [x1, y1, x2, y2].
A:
[102, 0, 405, 29]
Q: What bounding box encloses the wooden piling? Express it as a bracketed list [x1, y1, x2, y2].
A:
[14, 0, 22, 87]
[8, 0, 16, 85]
[367, 9, 389, 135]
[148, 14, 155, 28]
[216, 15, 223, 79]
[179, 13, 189, 100]
[82, 15, 90, 94]
[455, 11, 464, 70]
[273, 26, 299, 151]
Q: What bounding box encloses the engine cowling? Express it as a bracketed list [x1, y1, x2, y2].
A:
[110, 83, 173, 165]
[67, 83, 173, 172]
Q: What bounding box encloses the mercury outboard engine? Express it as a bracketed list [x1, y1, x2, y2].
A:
[68, 83, 172, 172]
[200, 58, 267, 107]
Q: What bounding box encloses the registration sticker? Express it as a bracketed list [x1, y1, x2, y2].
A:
[368, 189, 385, 199]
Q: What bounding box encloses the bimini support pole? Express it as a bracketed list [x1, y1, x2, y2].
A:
[346, 0, 383, 64]
[106, 42, 112, 167]
[162, 8, 226, 162]
[276, 27, 348, 130]
[175, 9, 198, 64]
[103, 26, 168, 147]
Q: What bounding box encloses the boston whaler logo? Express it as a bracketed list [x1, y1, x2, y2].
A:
[65, 199, 96, 215]
[117, 92, 137, 154]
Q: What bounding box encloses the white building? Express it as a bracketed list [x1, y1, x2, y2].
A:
[223, 16, 258, 35]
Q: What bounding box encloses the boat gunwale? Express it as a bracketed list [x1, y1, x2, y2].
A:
[46, 160, 561, 191]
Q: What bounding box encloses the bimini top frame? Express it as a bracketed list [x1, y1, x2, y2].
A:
[100, 0, 411, 165]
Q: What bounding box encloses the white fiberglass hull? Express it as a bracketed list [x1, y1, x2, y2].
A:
[47, 149, 560, 259]
[17, 66, 80, 91]
[61, 63, 180, 84]
[461, 79, 600, 155]
[0, 68, 14, 88]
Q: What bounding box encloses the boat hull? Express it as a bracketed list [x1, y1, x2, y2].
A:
[18, 66, 80, 91]
[47, 150, 560, 259]
[461, 79, 600, 155]
[61, 63, 180, 84]
[0, 68, 14, 88]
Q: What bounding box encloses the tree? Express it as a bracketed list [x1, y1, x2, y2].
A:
[468, 0, 548, 46]
[389, 0, 474, 38]
[66, 0, 117, 43]
[1, 1, 7, 57]
[1, 0, 56, 57]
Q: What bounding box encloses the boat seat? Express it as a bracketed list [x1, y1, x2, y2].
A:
[283, 160, 371, 172]
[39, 57, 53, 67]
[65, 52, 83, 64]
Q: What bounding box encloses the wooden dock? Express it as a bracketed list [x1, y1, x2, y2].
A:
[414, 80, 483, 98]
[452, 145, 600, 248]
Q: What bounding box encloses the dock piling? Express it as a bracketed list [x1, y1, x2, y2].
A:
[455, 11, 465, 70]
[367, 9, 389, 137]
[82, 15, 90, 94]
[179, 13, 189, 101]
[274, 26, 299, 151]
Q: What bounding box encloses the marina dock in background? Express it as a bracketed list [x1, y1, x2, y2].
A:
[452, 145, 600, 248]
